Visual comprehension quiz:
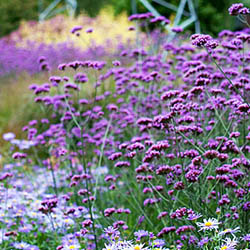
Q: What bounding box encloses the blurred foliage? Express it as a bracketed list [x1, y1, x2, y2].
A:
[0, 0, 249, 38]
[108, 0, 250, 35]
[11, 8, 135, 51]
[0, 0, 109, 37]
[0, 0, 52, 37]
[76, 0, 109, 17]
[192, 0, 249, 34]
[0, 0, 37, 37]
[0, 72, 46, 140]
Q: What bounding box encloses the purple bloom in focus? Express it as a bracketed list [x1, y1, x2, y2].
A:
[239, 7, 250, 14]
[191, 34, 218, 50]
[242, 234, 250, 242]
[191, 34, 212, 46]
[228, 3, 249, 15]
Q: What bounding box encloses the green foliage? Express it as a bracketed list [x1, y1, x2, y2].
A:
[76, 0, 109, 17]
[0, 0, 37, 37]
[197, 0, 229, 34]
[108, 0, 249, 35]
[0, 0, 53, 37]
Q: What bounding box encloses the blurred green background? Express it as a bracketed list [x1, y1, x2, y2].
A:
[0, 0, 249, 38]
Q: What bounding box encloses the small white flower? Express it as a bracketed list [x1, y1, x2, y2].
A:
[102, 243, 115, 250]
[133, 243, 148, 250]
[218, 227, 240, 236]
[196, 218, 221, 231]
[103, 240, 134, 250]
[3, 132, 15, 141]
[63, 243, 81, 250]
[220, 237, 238, 250]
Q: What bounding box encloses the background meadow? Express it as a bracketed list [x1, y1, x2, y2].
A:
[0, 1, 249, 250]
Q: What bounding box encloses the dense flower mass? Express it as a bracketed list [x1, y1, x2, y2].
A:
[0, 2, 250, 250]
[228, 3, 250, 16]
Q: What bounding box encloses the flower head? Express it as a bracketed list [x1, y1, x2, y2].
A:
[242, 234, 250, 242]
[134, 230, 149, 241]
[218, 227, 240, 236]
[187, 212, 202, 221]
[27, 246, 39, 250]
[171, 27, 183, 33]
[13, 242, 31, 249]
[63, 244, 81, 250]
[196, 218, 221, 231]
[220, 238, 238, 250]
[86, 28, 93, 33]
[3, 132, 15, 141]
[103, 240, 133, 250]
[190, 34, 218, 50]
[133, 244, 146, 250]
[228, 3, 249, 15]
[103, 226, 120, 240]
[71, 26, 82, 34]
[191, 34, 212, 47]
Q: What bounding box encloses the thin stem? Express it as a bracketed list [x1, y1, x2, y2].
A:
[205, 90, 230, 136]
[207, 48, 250, 107]
[92, 116, 113, 210]
[50, 167, 58, 196]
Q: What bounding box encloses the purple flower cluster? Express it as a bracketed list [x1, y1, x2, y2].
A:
[16, 23, 249, 243]
[228, 3, 250, 15]
[191, 34, 219, 50]
[2, 5, 250, 250]
[0, 38, 134, 77]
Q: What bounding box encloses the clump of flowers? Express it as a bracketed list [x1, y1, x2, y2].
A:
[0, 2, 250, 250]
[102, 227, 170, 250]
[228, 3, 250, 16]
